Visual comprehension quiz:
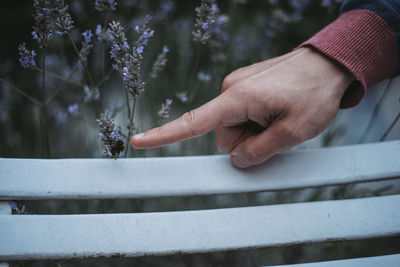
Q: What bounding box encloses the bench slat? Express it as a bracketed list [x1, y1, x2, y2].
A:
[264, 253, 400, 266]
[1, 195, 399, 260]
[1, 141, 399, 200]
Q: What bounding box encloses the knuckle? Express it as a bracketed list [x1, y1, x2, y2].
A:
[181, 110, 199, 136]
[222, 74, 235, 92]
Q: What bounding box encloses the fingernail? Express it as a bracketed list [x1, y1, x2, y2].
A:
[231, 154, 246, 168]
[133, 132, 144, 139]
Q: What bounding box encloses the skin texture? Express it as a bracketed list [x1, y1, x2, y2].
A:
[131, 47, 355, 168]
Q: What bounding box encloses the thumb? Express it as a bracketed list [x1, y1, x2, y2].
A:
[131, 92, 245, 149]
[231, 121, 301, 168]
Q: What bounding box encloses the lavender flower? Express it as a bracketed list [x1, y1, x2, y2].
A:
[82, 30, 93, 43]
[197, 71, 211, 82]
[32, 0, 53, 47]
[97, 111, 125, 159]
[54, 108, 68, 125]
[150, 45, 169, 79]
[80, 30, 94, 61]
[193, 0, 229, 63]
[67, 103, 79, 116]
[109, 20, 148, 98]
[32, 0, 73, 47]
[158, 99, 173, 121]
[289, 0, 311, 21]
[176, 92, 188, 103]
[95, 0, 117, 12]
[321, 0, 331, 7]
[83, 85, 100, 102]
[193, 0, 228, 46]
[134, 15, 154, 48]
[53, 0, 74, 35]
[18, 43, 37, 69]
[8, 201, 31, 215]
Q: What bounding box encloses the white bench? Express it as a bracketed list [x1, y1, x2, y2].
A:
[0, 140, 400, 266]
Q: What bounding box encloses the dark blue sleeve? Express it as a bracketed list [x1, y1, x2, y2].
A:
[340, 0, 400, 75]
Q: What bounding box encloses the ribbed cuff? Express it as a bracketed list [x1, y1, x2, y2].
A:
[299, 9, 397, 108]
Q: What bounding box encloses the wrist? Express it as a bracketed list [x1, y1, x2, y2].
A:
[300, 47, 355, 98]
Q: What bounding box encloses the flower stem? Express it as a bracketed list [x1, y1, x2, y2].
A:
[0, 78, 42, 106]
[33, 67, 83, 87]
[125, 97, 137, 158]
[45, 61, 81, 105]
[67, 33, 95, 87]
[41, 48, 50, 158]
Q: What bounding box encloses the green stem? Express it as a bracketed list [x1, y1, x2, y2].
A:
[45, 62, 81, 105]
[359, 79, 393, 143]
[0, 78, 42, 106]
[67, 34, 95, 87]
[96, 68, 114, 88]
[125, 97, 137, 158]
[33, 67, 83, 87]
[380, 111, 400, 141]
[41, 49, 50, 158]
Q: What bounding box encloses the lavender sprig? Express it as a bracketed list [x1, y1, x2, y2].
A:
[80, 30, 94, 62]
[53, 0, 74, 35]
[109, 20, 149, 98]
[95, 0, 117, 12]
[150, 46, 169, 79]
[192, 0, 228, 47]
[158, 99, 173, 121]
[32, 0, 74, 47]
[134, 15, 154, 51]
[18, 43, 37, 69]
[97, 111, 125, 159]
[32, 0, 53, 47]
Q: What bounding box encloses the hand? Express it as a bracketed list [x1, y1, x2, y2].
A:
[131, 47, 354, 168]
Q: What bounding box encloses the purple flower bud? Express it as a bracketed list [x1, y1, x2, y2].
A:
[8, 201, 17, 210]
[95, 24, 102, 39]
[136, 46, 144, 54]
[82, 30, 93, 44]
[68, 103, 79, 115]
[32, 31, 39, 40]
[162, 45, 169, 53]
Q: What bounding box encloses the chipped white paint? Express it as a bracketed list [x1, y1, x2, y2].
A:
[1, 141, 399, 200]
[0, 202, 10, 267]
[264, 253, 400, 267]
[0, 195, 399, 260]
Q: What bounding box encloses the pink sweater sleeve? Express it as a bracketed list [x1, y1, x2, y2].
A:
[299, 9, 398, 108]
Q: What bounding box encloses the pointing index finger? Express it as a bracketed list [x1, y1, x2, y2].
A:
[131, 93, 241, 149]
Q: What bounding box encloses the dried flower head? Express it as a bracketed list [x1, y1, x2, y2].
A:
[95, 24, 113, 42]
[150, 45, 169, 79]
[80, 29, 94, 61]
[52, 0, 74, 35]
[95, 0, 117, 12]
[192, 0, 229, 63]
[32, 0, 74, 47]
[176, 91, 188, 103]
[109, 19, 152, 98]
[8, 201, 32, 215]
[134, 15, 154, 49]
[193, 0, 228, 45]
[197, 71, 211, 82]
[97, 111, 125, 159]
[83, 85, 100, 103]
[158, 99, 173, 121]
[32, 0, 53, 47]
[18, 43, 37, 69]
[67, 103, 79, 116]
